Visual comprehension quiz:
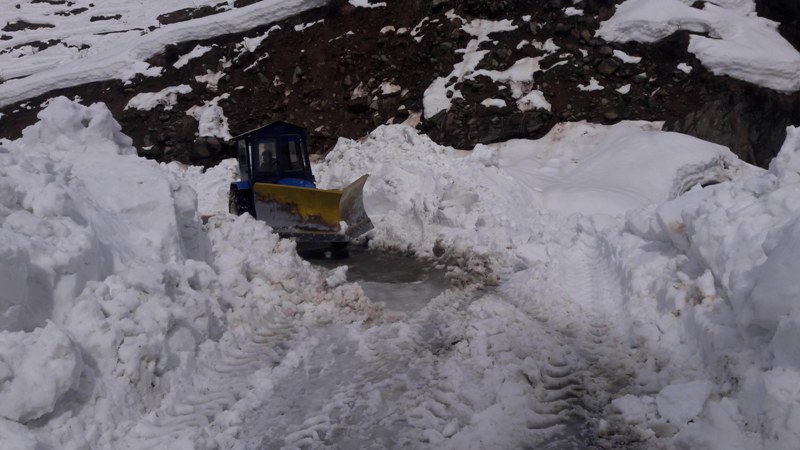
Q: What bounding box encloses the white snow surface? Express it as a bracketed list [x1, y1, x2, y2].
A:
[186, 94, 232, 140]
[125, 85, 192, 111]
[578, 77, 604, 91]
[174, 45, 213, 69]
[597, 0, 800, 92]
[0, 0, 325, 108]
[3, 77, 800, 450]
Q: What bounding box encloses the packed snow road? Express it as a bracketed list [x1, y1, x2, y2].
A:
[2, 98, 800, 449]
[242, 240, 648, 449]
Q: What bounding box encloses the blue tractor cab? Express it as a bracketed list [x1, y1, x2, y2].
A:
[228, 121, 373, 246]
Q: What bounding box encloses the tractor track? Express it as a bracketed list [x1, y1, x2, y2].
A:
[121, 237, 655, 449]
[120, 316, 300, 449]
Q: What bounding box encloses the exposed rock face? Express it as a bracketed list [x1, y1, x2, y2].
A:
[756, 0, 800, 50]
[665, 87, 800, 168]
[0, 0, 798, 168]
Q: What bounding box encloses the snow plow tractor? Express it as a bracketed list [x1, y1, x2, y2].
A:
[228, 121, 373, 248]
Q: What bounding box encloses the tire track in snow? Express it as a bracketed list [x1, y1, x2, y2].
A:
[535, 232, 651, 449]
[238, 239, 652, 450]
[241, 289, 476, 450]
[137, 235, 654, 449]
[120, 316, 299, 449]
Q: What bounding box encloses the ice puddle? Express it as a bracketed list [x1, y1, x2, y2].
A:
[311, 248, 449, 313]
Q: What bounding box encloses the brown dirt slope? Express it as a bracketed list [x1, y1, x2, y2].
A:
[1, 0, 798, 168]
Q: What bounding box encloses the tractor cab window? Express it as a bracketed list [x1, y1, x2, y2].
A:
[286, 135, 306, 171]
[256, 139, 278, 174]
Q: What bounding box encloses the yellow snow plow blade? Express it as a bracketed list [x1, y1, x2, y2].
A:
[252, 175, 372, 241]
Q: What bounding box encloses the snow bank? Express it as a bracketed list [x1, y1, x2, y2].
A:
[601, 127, 800, 448]
[0, 98, 378, 449]
[315, 122, 800, 448]
[597, 0, 800, 92]
[318, 123, 742, 255]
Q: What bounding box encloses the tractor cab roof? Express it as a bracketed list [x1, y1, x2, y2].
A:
[232, 121, 306, 141]
[233, 121, 314, 185]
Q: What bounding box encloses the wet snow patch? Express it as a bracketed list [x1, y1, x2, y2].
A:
[312, 249, 448, 312]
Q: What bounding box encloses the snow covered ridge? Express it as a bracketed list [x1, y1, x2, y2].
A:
[597, 0, 800, 92]
[0, 0, 326, 108]
[0, 98, 380, 448]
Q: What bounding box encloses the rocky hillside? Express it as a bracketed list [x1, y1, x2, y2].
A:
[1, 0, 798, 168]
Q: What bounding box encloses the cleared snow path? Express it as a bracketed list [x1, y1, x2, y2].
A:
[236, 239, 651, 449]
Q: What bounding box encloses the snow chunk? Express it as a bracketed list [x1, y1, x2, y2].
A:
[481, 98, 507, 108]
[195, 69, 225, 92]
[0, 322, 82, 422]
[468, 144, 500, 168]
[295, 19, 324, 32]
[533, 38, 560, 53]
[613, 49, 642, 64]
[20, 96, 135, 156]
[173, 45, 212, 69]
[125, 85, 192, 111]
[769, 126, 800, 183]
[578, 77, 604, 91]
[613, 394, 656, 424]
[380, 81, 402, 96]
[516, 90, 551, 111]
[749, 216, 800, 330]
[326, 266, 348, 288]
[187, 94, 232, 140]
[677, 62, 693, 74]
[598, 0, 800, 92]
[238, 25, 281, 53]
[564, 7, 584, 16]
[461, 19, 517, 37]
[617, 84, 632, 94]
[349, 0, 386, 7]
[656, 380, 714, 425]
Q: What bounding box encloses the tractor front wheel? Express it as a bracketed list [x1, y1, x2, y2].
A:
[229, 188, 255, 216]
